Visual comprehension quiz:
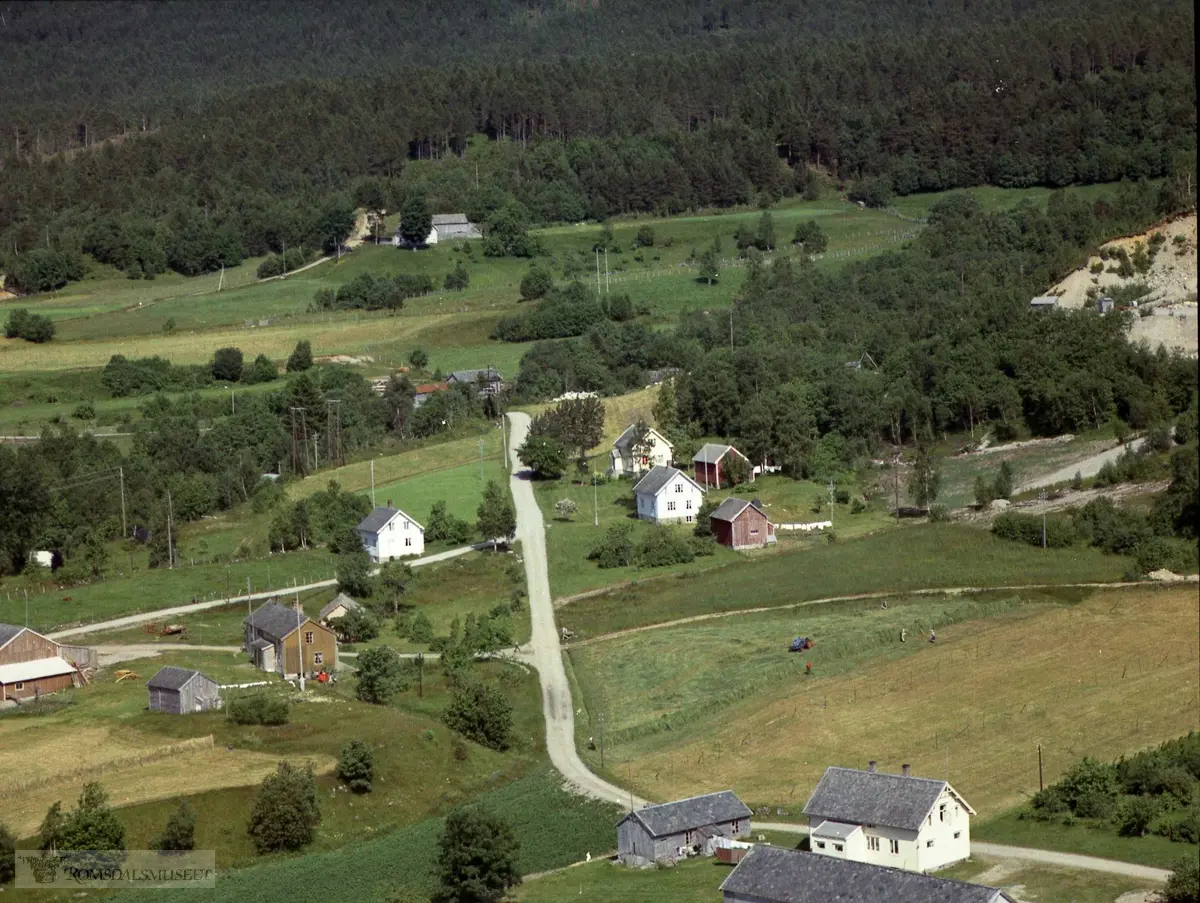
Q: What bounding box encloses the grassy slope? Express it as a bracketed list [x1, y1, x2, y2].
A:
[514, 856, 727, 902]
[556, 523, 1129, 637]
[573, 586, 1197, 827]
[972, 810, 1192, 870]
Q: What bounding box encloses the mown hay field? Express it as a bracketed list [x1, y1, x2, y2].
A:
[584, 585, 1197, 816]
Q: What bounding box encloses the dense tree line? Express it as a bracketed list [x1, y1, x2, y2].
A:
[0, 2, 1193, 293]
[516, 184, 1197, 478]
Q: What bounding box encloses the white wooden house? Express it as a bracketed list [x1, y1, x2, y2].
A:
[356, 503, 425, 562]
[632, 466, 705, 525]
[610, 424, 673, 477]
[802, 764, 974, 873]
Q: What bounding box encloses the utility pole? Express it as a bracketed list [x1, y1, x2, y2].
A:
[478, 439, 485, 483]
[595, 249, 601, 297]
[828, 479, 836, 524]
[604, 248, 610, 293]
[892, 448, 901, 520]
[370, 458, 376, 507]
[1037, 744, 1044, 792]
[417, 653, 424, 698]
[312, 432, 320, 471]
[593, 472, 599, 527]
[500, 413, 508, 470]
[218, 265, 225, 292]
[231, 388, 235, 415]
[118, 466, 127, 538]
[295, 599, 306, 691]
[598, 712, 605, 768]
[1040, 489, 1048, 549]
[166, 490, 175, 569]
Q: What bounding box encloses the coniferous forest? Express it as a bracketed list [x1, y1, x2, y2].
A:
[0, 0, 1195, 288]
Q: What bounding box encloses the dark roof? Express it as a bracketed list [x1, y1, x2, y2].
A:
[719, 847, 1008, 903]
[249, 638, 272, 651]
[432, 213, 471, 226]
[803, 767, 951, 832]
[613, 423, 669, 453]
[357, 506, 404, 534]
[620, 790, 751, 837]
[244, 602, 306, 642]
[632, 465, 698, 497]
[710, 497, 760, 522]
[146, 666, 210, 691]
[447, 367, 501, 383]
[0, 624, 25, 649]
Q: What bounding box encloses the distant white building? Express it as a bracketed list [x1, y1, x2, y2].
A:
[1030, 295, 1059, 310]
[392, 213, 481, 247]
[803, 764, 974, 873]
[356, 504, 424, 562]
[632, 466, 705, 525]
[611, 424, 673, 477]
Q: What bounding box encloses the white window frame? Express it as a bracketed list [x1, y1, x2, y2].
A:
[14, 681, 24, 691]
[314, 652, 324, 665]
[926, 839, 935, 848]
[890, 839, 899, 855]
[816, 841, 826, 849]
[305, 631, 314, 645]
[667, 500, 676, 511]
[867, 836, 880, 852]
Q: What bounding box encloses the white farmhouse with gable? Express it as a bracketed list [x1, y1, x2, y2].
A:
[803, 764, 974, 873]
[356, 503, 424, 562]
[632, 465, 705, 525]
[611, 423, 674, 477]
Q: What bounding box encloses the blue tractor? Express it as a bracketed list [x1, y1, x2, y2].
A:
[789, 636, 814, 652]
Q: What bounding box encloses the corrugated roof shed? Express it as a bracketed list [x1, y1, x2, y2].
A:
[803, 767, 954, 831]
[620, 790, 751, 837]
[146, 666, 205, 691]
[719, 847, 1009, 903]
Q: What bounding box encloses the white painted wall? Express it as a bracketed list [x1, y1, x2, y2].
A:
[636, 472, 704, 524]
[361, 511, 424, 561]
[612, 428, 674, 476]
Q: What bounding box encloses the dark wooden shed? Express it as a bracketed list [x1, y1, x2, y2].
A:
[710, 498, 775, 550]
[147, 666, 221, 714]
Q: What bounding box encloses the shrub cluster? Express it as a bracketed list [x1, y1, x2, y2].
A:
[588, 524, 714, 570]
[228, 693, 289, 725]
[4, 308, 56, 343]
[312, 272, 433, 312]
[101, 354, 213, 396]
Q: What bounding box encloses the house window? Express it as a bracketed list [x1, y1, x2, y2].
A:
[750, 528, 758, 535]
[404, 520, 409, 529]
[867, 836, 880, 852]
[926, 839, 935, 848]
[686, 515, 693, 523]
[834, 843, 844, 852]
[953, 831, 961, 839]
[939, 803, 947, 822]
[405, 537, 412, 547]
[686, 499, 692, 509]
[684, 830, 693, 844]
[314, 652, 324, 665]
[667, 501, 676, 511]
[889, 839, 899, 855]
[731, 820, 740, 833]
[675, 483, 683, 493]
[816, 841, 826, 849]
[14, 682, 23, 691]
[305, 632, 314, 644]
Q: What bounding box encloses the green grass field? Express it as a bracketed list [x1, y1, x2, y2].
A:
[555, 523, 1129, 638]
[514, 856, 728, 902]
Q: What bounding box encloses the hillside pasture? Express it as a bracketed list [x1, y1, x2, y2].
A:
[580, 585, 1197, 819]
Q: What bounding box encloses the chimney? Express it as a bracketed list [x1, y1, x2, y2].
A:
[867, 761, 877, 773]
[386, 499, 392, 508]
[901, 763, 911, 777]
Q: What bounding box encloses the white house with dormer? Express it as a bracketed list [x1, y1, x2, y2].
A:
[802, 764, 974, 873]
[611, 423, 674, 477]
[356, 503, 424, 561]
[632, 466, 705, 525]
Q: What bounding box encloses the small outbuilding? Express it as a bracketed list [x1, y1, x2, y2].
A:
[0, 623, 81, 702]
[320, 593, 362, 624]
[146, 666, 221, 714]
[447, 367, 503, 396]
[710, 497, 775, 550]
[693, 444, 751, 489]
[1030, 295, 1059, 310]
[617, 790, 752, 867]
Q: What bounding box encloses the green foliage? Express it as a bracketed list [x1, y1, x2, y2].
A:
[994, 460, 1015, 500]
[426, 501, 473, 544]
[554, 498, 578, 520]
[992, 511, 1076, 548]
[247, 761, 321, 854]
[337, 740, 374, 793]
[286, 340, 314, 372]
[71, 401, 96, 420]
[444, 260, 471, 291]
[635, 225, 655, 248]
[529, 396, 605, 463]
[4, 307, 56, 342]
[907, 444, 940, 507]
[494, 280, 606, 342]
[408, 348, 430, 371]
[355, 645, 409, 704]
[243, 353, 278, 384]
[637, 527, 695, 568]
[0, 822, 14, 885]
[694, 496, 718, 537]
[442, 681, 514, 751]
[476, 480, 516, 545]
[5, 249, 85, 294]
[434, 807, 521, 903]
[1116, 795, 1160, 837]
[153, 800, 196, 852]
[57, 783, 127, 869]
[793, 219, 828, 253]
[229, 694, 290, 725]
[403, 610, 435, 644]
[314, 271, 432, 311]
[1161, 857, 1200, 903]
[698, 246, 719, 284]
[336, 530, 375, 598]
[588, 523, 635, 568]
[519, 265, 553, 301]
[400, 193, 434, 246]
[518, 434, 568, 479]
[210, 346, 244, 382]
[483, 200, 540, 258]
[256, 247, 310, 277]
[39, 801, 65, 854]
[334, 606, 380, 643]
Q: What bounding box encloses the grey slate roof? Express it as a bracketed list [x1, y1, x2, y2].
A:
[719, 847, 1009, 903]
[632, 465, 699, 497]
[613, 423, 654, 453]
[244, 602, 305, 643]
[710, 497, 756, 522]
[357, 506, 403, 534]
[447, 367, 501, 384]
[432, 213, 471, 226]
[0, 623, 25, 649]
[693, 443, 733, 464]
[146, 666, 208, 691]
[319, 593, 361, 620]
[811, 820, 859, 840]
[249, 638, 272, 651]
[803, 767, 949, 832]
[620, 790, 751, 837]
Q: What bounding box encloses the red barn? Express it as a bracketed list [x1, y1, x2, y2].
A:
[710, 497, 775, 550]
[692, 444, 751, 489]
[0, 624, 80, 702]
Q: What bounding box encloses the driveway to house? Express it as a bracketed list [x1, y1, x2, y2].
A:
[753, 821, 1169, 882]
[1017, 436, 1146, 493]
[507, 411, 649, 810]
[48, 541, 486, 641]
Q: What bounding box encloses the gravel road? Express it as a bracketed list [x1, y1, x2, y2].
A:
[1018, 437, 1146, 493]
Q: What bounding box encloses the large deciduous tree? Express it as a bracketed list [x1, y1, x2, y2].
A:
[434, 807, 521, 903]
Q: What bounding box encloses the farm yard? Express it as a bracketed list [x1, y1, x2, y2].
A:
[569, 584, 1197, 847]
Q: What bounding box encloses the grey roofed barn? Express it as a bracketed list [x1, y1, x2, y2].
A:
[621, 790, 751, 837]
[719, 847, 1011, 903]
[803, 766, 956, 832]
[431, 213, 470, 226]
[243, 602, 305, 643]
[710, 497, 754, 522]
[447, 367, 501, 384]
[146, 666, 205, 691]
[693, 443, 734, 464]
[0, 624, 25, 649]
